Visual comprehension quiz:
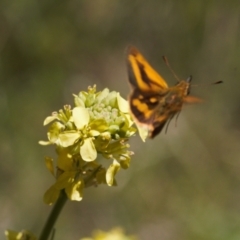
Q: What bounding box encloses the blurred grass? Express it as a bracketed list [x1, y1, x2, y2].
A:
[0, 0, 240, 240]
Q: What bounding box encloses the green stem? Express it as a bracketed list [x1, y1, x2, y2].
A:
[39, 190, 67, 240]
[38, 165, 101, 240]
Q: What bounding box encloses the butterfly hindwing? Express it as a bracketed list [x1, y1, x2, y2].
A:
[129, 89, 163, 124]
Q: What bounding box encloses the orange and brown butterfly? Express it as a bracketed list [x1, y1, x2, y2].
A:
[126, 46, 202, 139]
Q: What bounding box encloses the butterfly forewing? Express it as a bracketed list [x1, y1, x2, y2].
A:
[127, 46, 168, 92]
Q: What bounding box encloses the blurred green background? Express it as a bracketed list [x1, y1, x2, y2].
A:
[1, 0, 240, 239]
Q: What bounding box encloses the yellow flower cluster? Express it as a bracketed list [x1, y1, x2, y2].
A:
[39, 86, 136, 204]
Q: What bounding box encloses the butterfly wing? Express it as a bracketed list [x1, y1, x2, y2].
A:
[127, 46, 168, 92]
[126, 47, 198, 138]
[127, 46, 170, 136]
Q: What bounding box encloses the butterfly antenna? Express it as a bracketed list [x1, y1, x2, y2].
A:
[213, 81, 223, 84]
[162, 56, 181, 82]
[191, 80, 223, 87]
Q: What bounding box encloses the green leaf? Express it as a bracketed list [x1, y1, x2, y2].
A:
[59, 131, 80, 147]
[72, 107, 90, 129]
[80, 138, 97, 161]
[106, 160, 120, 186]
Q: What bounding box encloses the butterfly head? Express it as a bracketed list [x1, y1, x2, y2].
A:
[175, 75, 192, 97]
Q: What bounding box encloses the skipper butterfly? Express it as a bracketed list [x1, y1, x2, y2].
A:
[126, 46, 201, 138]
